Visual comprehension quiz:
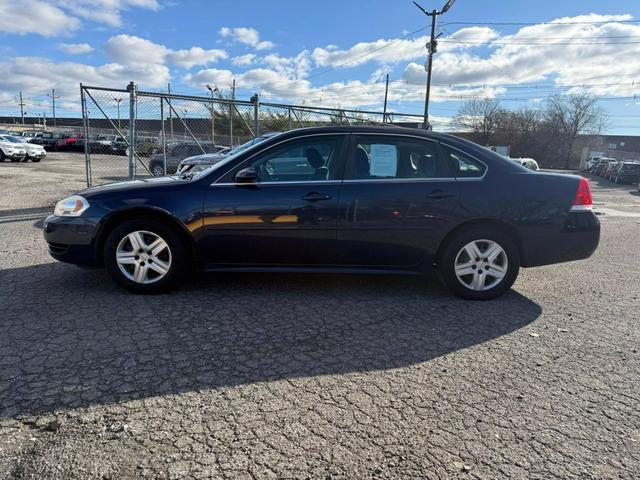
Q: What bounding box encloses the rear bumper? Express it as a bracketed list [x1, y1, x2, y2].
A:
[43, 215, 101, 266]
[520, 211, 600, 268]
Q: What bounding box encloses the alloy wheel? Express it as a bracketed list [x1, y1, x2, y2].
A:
[454, 239, 508, 291]
[116, 230, 172, 284]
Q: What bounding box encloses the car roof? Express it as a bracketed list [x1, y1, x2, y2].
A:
[274, 125, 453, 139]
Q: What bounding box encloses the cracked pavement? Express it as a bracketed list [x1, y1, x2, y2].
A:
[0, 156, 639, 479]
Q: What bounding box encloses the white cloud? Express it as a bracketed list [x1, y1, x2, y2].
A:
[0, 0, 160, 37]
[58, 43, 95, 55]
[219, 27, 274, 51]
[310, 27, 498, 69]
[0, 0, 80, 37]
[400, 13, 640, 98]
[0, 56, 169, 112]
[54, 0, 160, 28]
[232, 54, 256, 66]
[105, 34, 168, 65]
[167, 47, 228, 68]
[105, 35, 227, 68]
[262, 52, 311, 79]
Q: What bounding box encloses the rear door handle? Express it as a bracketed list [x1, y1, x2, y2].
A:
[303, 192, 331, 201]
[426, 190, 456, 200]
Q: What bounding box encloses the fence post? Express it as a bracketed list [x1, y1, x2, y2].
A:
[127, 81, 136, 179]
[288, 107, 292, 130]
[252, 93, 260, 138]
[80, 83, 92, 187]
[160, 97, 167, 175]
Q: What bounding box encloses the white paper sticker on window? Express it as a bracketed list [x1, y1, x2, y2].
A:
[369, 144, 398, 177]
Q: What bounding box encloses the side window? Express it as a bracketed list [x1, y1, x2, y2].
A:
[443, 146, 487, 178]
[232, 135, 345, 183]
[345, 135, 450, 180]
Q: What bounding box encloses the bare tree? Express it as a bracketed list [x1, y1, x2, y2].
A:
[543, 93, 608, 168]
[453, 98, 506, 145]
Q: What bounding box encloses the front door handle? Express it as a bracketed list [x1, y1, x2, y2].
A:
[426, 190, 456, 200]
[302, 192, 331, 201]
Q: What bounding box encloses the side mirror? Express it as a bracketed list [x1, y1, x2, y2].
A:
[235, 167, 259, 184]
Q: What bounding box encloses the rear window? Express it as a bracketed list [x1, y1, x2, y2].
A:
[443, 146, 487, 178]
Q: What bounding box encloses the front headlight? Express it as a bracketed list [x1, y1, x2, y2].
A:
[54, 195, 90, 217]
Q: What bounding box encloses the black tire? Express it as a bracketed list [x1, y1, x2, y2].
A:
[0, 151, 4, 162]
[30, 157, 41, 163]
[103, 219, 187, 293]
[150, 162, 164, 176]
[438, 225, 520, 300]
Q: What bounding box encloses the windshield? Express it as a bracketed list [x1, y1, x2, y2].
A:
[227, 133, 281, 155]
[1, 136, 21, 143]
[190, 132, 282, 181]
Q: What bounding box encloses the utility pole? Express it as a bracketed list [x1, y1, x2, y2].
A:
[229, 78, 236, 147]
[18, 92, 26, 124]
[382, 74, 390, 123]
[167, 82, 174, 140]
[113, 97, 123, 130]
[47, 89, 60, 128]
[413, 0, 456, 130]
[206, 84, 219, 145]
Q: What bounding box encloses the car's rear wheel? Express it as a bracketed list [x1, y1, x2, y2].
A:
[439, 226, 520, 300]
[104, 219, 186, 293]
[31, 157, 41, 163]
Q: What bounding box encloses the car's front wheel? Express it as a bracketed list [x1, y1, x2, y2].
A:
[104, 219, 186, 293]
[439, 226, 520, 300]
[150, 163, 164, 176]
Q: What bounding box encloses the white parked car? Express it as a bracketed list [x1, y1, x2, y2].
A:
[0, 138, 27, 162]
[0, 135, 46, 162]
[512, 157, 540, 171]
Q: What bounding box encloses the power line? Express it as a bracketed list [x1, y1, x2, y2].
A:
[304, 25, 428, 81]
[446, 34, 640, 41]
[441, 19, 640, 27]
[441, 39, 640, 45]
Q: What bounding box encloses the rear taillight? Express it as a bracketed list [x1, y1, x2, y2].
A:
[570, 177, 593, 212]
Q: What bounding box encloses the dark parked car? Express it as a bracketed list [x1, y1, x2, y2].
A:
[177, 132, 280, 175]
[148, 142, 227, 176]
[44, 126, 600, 300]
[32, 132, 77, 151]
[88, 134, 128, 155]
[611, 161, 640, 184]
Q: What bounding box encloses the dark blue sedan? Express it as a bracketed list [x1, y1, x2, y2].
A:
[44, 126, 599, 300]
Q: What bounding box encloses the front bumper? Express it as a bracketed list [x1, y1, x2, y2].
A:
[43, 215, 101, 265]
[520, 211, 600, 268]
[28, 151, 46, 158]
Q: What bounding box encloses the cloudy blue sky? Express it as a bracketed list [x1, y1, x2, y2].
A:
[2, 0, 640, 133]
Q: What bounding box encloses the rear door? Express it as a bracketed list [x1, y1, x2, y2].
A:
[336, 134, 460, 268]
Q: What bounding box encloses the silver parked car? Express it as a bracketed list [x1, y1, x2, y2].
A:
[177, 132, 282, 175]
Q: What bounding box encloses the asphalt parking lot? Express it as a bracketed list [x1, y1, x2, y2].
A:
[1, 154, 639, 479]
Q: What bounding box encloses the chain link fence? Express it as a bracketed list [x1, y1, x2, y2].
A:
[81, 83, 424, 186]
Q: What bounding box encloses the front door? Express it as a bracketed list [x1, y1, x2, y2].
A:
[337, 134, 460, 269]
[202, 134, 347, 266]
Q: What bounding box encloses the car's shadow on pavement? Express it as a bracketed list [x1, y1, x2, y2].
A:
[0, 262, 541, 419]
